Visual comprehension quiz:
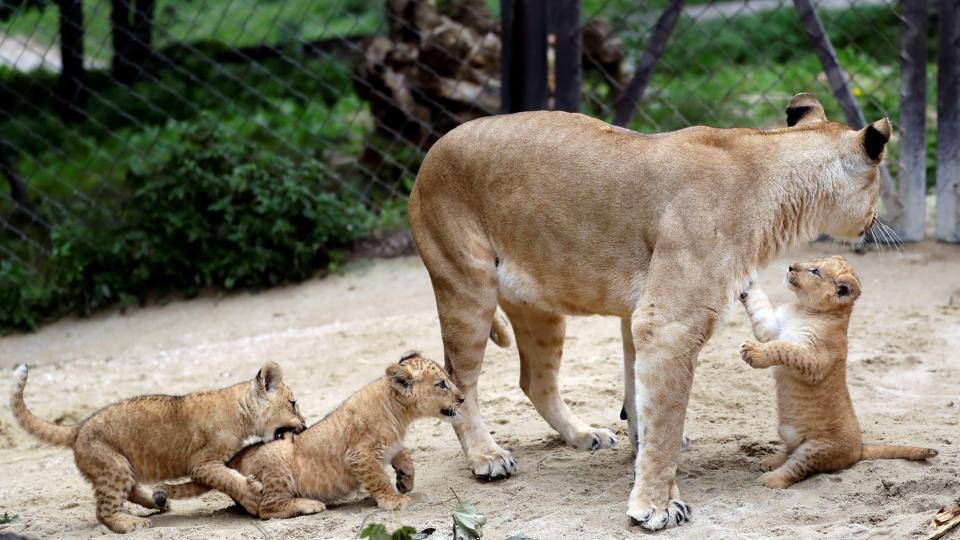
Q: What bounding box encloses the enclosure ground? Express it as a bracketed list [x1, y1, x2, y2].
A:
[1, 241, 958, 539]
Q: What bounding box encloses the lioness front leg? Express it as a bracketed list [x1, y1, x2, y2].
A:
[190, 462, 263, 516]
[626, 285, 719, 530]
[347, 448, 411, 511]
[391, 449, 415, 494]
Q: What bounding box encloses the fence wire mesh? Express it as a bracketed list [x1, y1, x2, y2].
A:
[0, 1, 930, 286]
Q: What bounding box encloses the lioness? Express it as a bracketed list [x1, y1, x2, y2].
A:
[739, 256, 936, 488]
[408, 93, 890, 530]
[156, 352, 464, 518]
[10, 362, 305, 533]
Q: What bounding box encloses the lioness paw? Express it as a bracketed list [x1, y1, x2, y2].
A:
[740, 341, 769, 368]
[569, 428, 617, 451]
[627, 499, 691, 531]
[469, 448, 518, 479]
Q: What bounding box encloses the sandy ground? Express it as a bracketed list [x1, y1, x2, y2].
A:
[1, 241, 958, 539]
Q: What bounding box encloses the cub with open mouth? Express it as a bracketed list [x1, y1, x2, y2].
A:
[156, 351, 464, 517]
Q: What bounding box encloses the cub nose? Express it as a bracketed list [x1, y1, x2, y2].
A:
[458, 397, 465, 404]
[788, 265, 796, 272]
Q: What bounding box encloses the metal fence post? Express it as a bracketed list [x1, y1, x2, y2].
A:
[501, 0, 548, 113]
[897, 0, 928, 242]
[549, 0, 581, 113]
[936, 0, 960, 242]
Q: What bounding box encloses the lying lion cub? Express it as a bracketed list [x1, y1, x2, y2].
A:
[739, 256, 937, 489]
[10, 362, 305, 532]
[158, 351, 464, 518]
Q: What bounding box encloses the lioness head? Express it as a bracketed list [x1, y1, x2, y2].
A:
[249, 362, 306, 441]
[386, 351, 464, 420]
[786, 255, 861, 311]
[785, 93, 890, 242]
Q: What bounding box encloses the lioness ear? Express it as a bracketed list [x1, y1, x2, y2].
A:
[786, 93, 827, 127]
[386, 363, 413, 394]
[861, 118, 891, 162]
[257, 361, 284, 393]
[835, 274, 861, 301]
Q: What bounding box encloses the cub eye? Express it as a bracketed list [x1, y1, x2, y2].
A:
[809, 268, 821, 277]
[437, 380, 447, 389]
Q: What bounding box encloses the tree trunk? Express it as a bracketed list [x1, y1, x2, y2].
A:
[112, 0, 154, 84]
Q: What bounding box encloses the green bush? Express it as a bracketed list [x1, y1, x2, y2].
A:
[2, 115, 373, 331]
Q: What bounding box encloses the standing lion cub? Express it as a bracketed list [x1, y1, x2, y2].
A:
[10, 362, 305, 532]
[158, 352, 464, 518]
[739, 256, 937, 488]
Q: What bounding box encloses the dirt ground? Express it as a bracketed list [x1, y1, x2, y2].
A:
[1, 241, 958, 539]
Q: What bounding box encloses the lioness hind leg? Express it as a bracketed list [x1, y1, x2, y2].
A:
[505, 303, 615, 451]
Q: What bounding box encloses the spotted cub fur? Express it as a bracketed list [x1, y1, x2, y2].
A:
[10, 362, 304, 532]
[739, 256, 936, 488]
[158, 352, 464, 518]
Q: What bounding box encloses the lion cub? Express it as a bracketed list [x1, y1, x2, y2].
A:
[158, 352, 464, 518]
[738, 256, 937, 489]
[10, 362, 305, 532]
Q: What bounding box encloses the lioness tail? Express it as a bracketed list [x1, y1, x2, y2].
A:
[489, 307, 513, 348]
[861, 444, 937, 461]
[10, 365, 79, 447]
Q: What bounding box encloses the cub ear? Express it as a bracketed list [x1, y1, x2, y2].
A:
[257, 361, 284, 393]
[861, 118, 891, 162]
[835, 274, 861, 302]
[786, 93, 827, 127]
[386, 363, 413, 394]
[398, 350, 420, 364]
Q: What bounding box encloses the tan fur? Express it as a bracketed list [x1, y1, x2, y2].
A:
[407, 93, 890, 530]
[158, 352, 465, 519]
[9, 362, 305, 533]
[739, 256, 937, 489]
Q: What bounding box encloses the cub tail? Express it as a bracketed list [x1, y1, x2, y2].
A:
[10, 364, 79, 447]
[489, 307, 513, 348]
[861, 444, 938, 461]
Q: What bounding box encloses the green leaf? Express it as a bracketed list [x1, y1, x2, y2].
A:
[453, 502, 486, 540]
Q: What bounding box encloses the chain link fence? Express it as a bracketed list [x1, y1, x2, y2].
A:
[0, 0, 954, 329]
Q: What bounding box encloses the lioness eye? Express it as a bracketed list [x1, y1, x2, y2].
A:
[437, 381, 447, 389]
[810, 268, 821, 277]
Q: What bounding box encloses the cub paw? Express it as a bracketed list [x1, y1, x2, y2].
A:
[107, 515, 153, 533]
[757, 471, 792, 489]
[627, 499, 691, 531]
[468, 448, 518, 480]
[395, 470, 415, 494]
[152, 489, 169, 512]
[297, 499, 326, 515]
[740, 341, 769, 368]
[759, 454, 787, 472]
[569, 428, 617, 451]
[377, 494, 412, 511]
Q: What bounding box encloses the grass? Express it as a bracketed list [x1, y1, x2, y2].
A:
[1, 0, 384, 62]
